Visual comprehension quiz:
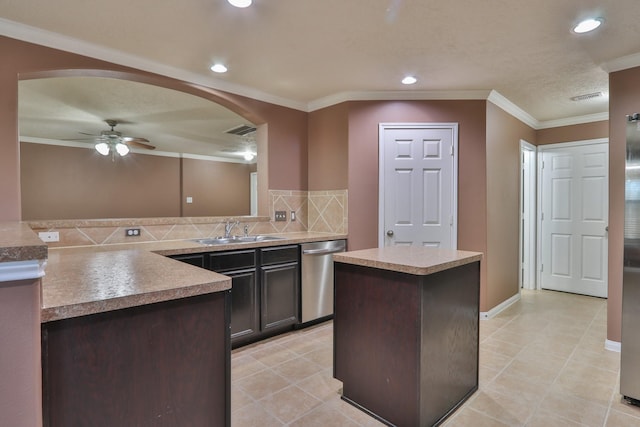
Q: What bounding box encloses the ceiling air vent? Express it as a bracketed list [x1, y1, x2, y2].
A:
[225, 124, 257, 136]
[570, 92, 604, 102]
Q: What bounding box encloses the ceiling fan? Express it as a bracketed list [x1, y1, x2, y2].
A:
[68, 119, 155, 158]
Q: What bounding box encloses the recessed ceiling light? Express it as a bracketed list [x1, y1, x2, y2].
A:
[573, 18, 603, 34]
[402, 76, 417, 85]
[210, 63, 228, 73]
[228, 0, 252, 7]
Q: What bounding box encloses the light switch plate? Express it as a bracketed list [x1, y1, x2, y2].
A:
[38, 231, 59, 242]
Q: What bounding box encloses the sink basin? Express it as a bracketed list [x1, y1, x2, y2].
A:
[193, 235, 284, 245]
[234, 235, 284, 243]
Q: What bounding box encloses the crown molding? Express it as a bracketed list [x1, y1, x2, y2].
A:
[0, 18, 307, 112]
[20, 137, 250, 163]
[602, 52, 640, 73]
[487, 90, 538, 128]
[536, 112, 609, 129]
[307, 89, 491, 112]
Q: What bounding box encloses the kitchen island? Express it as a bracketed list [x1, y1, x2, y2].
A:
[333, 246, 482, 427]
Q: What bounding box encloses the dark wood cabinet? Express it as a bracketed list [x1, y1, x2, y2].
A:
[173, 245, 300, 347]
[260, 246, 299, 332]
[42, 292, 231, 427]
[171, 252, 206, 268]
[334, 260, 480, 427]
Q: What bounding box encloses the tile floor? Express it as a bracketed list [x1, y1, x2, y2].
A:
[231, 289, 640, 426]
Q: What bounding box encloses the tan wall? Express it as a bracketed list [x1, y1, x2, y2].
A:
[345, 100, 490, 308]
[182, 158, 254, 216]
[608, 67, 640, 342]
[0, 279, 42, 427]
[537, 120, 609, 145]
[486, 103, 536, 310]
[21, 143, 181, 219]
[0, 36, 307, 222]
[308, 103, 349, 190]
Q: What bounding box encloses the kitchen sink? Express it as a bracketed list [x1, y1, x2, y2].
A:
[193, 235, 284, 245]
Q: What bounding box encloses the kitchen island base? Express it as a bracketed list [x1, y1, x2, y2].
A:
[41, 291, 230, 427]
[334, 254, 480, 427]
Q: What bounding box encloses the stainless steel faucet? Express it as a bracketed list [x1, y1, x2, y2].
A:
[224, 220, 239, 238]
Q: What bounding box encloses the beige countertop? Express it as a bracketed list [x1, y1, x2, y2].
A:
[0, 222, 48, 263]
[333, 246, 482, 276]
[41, 231, 346, 322]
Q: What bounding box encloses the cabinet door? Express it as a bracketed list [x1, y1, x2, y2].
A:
[261, 262, 299, 331]
[170, 253, 206, 268]
[228, 269, 259, 341]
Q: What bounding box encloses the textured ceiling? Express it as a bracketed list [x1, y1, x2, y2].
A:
[3, 0, 640, 153]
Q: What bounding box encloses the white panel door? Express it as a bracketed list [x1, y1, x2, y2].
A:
[379, 124, 457, 248]
[539, 142, 608, 297]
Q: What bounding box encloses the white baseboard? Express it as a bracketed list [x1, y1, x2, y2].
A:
[480, 293, 521, 320]
[605, 339, 621, 353]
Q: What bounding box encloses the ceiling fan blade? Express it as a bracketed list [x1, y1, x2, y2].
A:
[61, 136, 103, 142]
[122, 136, 149, 143]
[78, 132, 100, 137]
[125, 139, 155, 150]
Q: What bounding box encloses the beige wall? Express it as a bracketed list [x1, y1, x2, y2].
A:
[537, 120, 609, 145]
[608, 67, 639, 342]
[0, 279, 42, 427]
[21, 143, 181, 219]
[181, 158, 255, 217]
[21, 143, 255, 220]
[308, 103, 349, 190]
[486, 103, 537, 310]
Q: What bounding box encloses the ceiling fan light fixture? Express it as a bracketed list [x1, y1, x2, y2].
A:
[95, 142, 110, 156]
[228, 0, 252, 8]
[573, 18, 603, 34]
[402, 76, 417, 85]
[210, 63, 228, 73]
[115, 143, 130, 156]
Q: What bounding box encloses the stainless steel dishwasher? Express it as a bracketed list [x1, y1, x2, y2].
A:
[300, 239, 346, 324]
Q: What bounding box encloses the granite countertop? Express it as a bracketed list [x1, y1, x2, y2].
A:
[41, 231, 346, 322]
[0, 222, 48, 263]
[41, 248, 231, 322]
[333, 246, 482, 276]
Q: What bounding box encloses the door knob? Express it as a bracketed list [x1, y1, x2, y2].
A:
[387, 230, 394, 237]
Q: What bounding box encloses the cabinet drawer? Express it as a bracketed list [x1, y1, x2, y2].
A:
[260, 245, 299, 266]
[208, 250, 256, 272]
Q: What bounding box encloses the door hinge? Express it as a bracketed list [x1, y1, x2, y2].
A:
[541, 212, 544, 221]
[450, 216, 453, 226]
[541, 160, 545, 169]
[540, 264, 544, 272]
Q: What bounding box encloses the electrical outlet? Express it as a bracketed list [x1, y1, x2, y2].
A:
[186, 196, 193, 204]
[291, 211, 296, 221]
[125, 228, 141, 237]
[275, 211, 287, 221]
[38, 231, 59, 242]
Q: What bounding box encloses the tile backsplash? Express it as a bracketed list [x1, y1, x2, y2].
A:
[29, 189, 348, 247]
